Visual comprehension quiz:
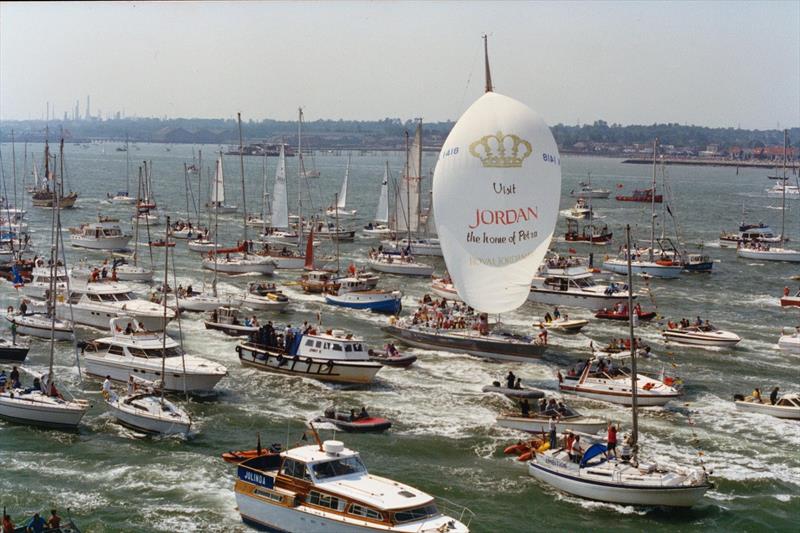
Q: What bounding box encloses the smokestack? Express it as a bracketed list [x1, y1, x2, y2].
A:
[86, 95, 91, 120]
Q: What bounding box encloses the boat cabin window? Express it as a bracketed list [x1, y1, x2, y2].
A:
[108, 345, 125, 356]
[100, 294, 116, 302]
[281, 458, 312, 481]
[331, 344, 343, 352]
[393, 504, 439, 523]
[315, 341, 322, 348]
[117, 293, 134, 301]
[305, 339, 314, 347]
[323, 342, 330, 350]
[128, 347, 149, 358]
[308, 491, 346, 512]
[88, 294, 102, 302]
[311, 456, 366, 480]
[349, 504, 383, 521]
[141, 347, 182, 358]
[344, 344, 352, 352]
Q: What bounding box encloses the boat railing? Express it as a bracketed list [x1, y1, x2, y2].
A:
[431, 497, 475, 529]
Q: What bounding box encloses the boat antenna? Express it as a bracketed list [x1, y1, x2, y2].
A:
[483, 34, 493, 93]
[307, 421, 324, 451]
[161, 216, 171, 407]
[625, 224, 640, 455]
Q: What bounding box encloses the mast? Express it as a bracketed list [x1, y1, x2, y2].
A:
[415, 120, 423, 240]
[212, 163, 220, 297]
[133, 167, 142, 266]
[183, 163, 191, 224]
[238, 112, 248, 246]
[161, 216, 171, 406]
[48, 142, 66, 388]
[483, 34, 493, 93]
[625, 224, 639, 451]
[298, 107, 306, 180]
[405, 132, 412, 245]
[649, 138, 658, 262]
[125, 135, 130, 195]
[11, 130, 16, 209]
[781, 129, 787, 242]
[334, 192, 341, 274]
[59, 139, 66, 200]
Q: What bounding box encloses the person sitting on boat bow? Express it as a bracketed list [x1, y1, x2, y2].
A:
[506, 371, 516, 389]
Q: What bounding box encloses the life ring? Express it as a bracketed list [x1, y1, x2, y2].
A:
[656, 260, 673, 266]
[504, 443, 526, 455]
[235, 345, 241, 354]
[517, 451, 533, 462]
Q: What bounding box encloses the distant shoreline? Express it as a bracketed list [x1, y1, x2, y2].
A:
[621, 157, 799, 169]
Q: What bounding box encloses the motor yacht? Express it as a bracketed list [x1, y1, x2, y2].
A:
[69, 217, 131, 250]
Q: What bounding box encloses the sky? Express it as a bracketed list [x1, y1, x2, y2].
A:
[1, 1, 798, 129]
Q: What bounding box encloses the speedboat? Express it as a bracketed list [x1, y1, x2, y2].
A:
[367, 347, 417, 367]
[431, 276, 461, 301]
[362, 223, 393, 237]
[367, 251, 434, 276]
[662, 323, 741, 347]
[82, 318, 227, 392]
[734, 392, 800, 419]
[55, 276, 175, 331]
[780, 288, 800, 307]
[232, 439, 472, 532]
[778, 327, 799, 355]
[529, 256, 635, 310]
[312, 408, 392, 433]
[240, 282, 290, 312]
[558, 356, 681, 406]
[237, 327, 383, 385]
[69, 217, 131, 250]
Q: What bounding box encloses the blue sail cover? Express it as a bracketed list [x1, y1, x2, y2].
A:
[580, 443, 608, 467]
[289, 333, 303, 356]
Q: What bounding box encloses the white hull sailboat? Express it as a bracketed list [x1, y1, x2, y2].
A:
[326, 154, 357, 216]
[367, 252, 434, 276]
[778, 329, 799, 355]
[363, 162, 392, 237]
[5, 313, 74, 340]
[106, 391, 191, 435]
[202, 253, 277, 274]
[0, 388, 88, 429]
[736, 247, 800, 263]
[206, 156, 237, 213]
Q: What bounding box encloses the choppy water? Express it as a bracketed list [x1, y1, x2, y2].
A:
[0, 142, 798, 532]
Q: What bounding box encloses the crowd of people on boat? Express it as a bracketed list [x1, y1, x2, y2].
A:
[247, 321, 317, 352]
[742, 386, 781, 405]
[368, 246, 417, 264]
[2, 508, 64, 533]
[666, 316, 712, 330]
[0, 367, 62, 398]
[406, 294, 479, 331]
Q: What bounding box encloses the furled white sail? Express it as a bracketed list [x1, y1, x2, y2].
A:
[375, 162, 389, 223]
[271, 145, 289, 229]
[433, 92, 561, 314]
[394, 123, 422, 234]
[210, 157, 225, 204]
[337, 155, 350, 209]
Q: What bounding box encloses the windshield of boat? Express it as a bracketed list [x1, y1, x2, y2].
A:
[129, 346, 183, 358]
[393, 504, 440, 523]
[310, 455, 367, 480]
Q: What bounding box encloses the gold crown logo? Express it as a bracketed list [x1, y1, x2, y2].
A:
[469, 131, 532, 168]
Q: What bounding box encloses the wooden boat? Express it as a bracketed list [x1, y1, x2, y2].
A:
[780, 288, 800, 307]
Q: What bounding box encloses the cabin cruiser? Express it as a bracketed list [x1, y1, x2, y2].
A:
[367, 251, 434, 276]
[766, 182, 800, 198]
[325, 277, 402, 315]
[240, 282, 290, 311]
[562, 198, 592, 221]
[237, 327, 382, 385]
[564, 220, 613, 245]
[69, 217, 131, 250]
[719, 222, 783, 247]
[232, 439, 472, 532]
[529, 256, 635, 310]
[205, 306, 259, 336]
[570, 184, 610, 199]
[558, 356, 681, 406]
[736, 241, 800, 263]
[300, 270, 341, 293]
[778, 327, 799, 355]
[662, 322, 741, 347]
[55, 276, 175, 331]
[82, 318, 227, 392]
[734, 391, 800, 419]
[19, 260, 68, 300]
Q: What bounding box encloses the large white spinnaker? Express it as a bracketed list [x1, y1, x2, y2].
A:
[271, 145, 289, 229]
[375, 162, 390, 223]
[211, 157, 225, 204]
[433, 92, 561, 313]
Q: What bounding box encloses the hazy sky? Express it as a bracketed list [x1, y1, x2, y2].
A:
[1, 1, 798, 129]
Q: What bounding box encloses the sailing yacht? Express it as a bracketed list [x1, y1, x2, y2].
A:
[737, 131, 800, 263]
[0, 183, 89, 429]
[109, 137, 136, 203]
[30, 140, 78, 209]
[326, 154, 357, 216]
[363, 162, 393, 236]
[206, 156, 238, 214]
[530, 226, 711, 507]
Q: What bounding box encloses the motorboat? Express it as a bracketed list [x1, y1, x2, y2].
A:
[367, 347, 417, 368]
[529, 256, 635, 310]
[615, 187, 662, 203]
[595, 304, 656, 322]
[312, 408, 392, 433]
[766, 182, 800, 198]
[570, 184, 610, 199]
[496, 399, 607, 435]
[602, 250, 683, 279]
[431, 276, 461, 301]
[308, 221, 356, 241]
[558, 356, 681, 406]
[0, 372, 89, 429]
[187, 238, 224, 253]
[105, 380, 192, 435]
[55, 276, 175, 331]
[5, 312, 74, 341]
[232, 439, 472, 532]
[300, 270, 341, 293]
[540, 317, 588, 334]
[82, 318, 227, 392]
[719, 223, 783, 247]
[204, 306, 259, 336]
[324, 277, 402, 314]
[362, 223, 393, 237]
[562, 198, 592, 221]
[18, 260, 68, 300]
[564, 220, 613, 245]
[734, 392, 800, 419]
[778, 327, 799, 355]
[780, 288, 800, 307]
[662, 323, 741, 347]
[367, 251, 435, 276]
[240, 282, 290, 312]
[237, 327, 383, 385]
[69, 217, 131, 250]
[109, 191, 136, 204]
[0, 337, 29, 363]
[131, 210, 162, 226]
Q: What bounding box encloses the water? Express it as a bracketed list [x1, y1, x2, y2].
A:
[0, 142, 798, 532]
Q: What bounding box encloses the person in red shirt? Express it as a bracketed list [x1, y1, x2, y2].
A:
[606, 422, 618, 459]
[2, 513, 14, 533]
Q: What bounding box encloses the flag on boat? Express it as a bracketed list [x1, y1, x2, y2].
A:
[11, 265, 24, 288]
